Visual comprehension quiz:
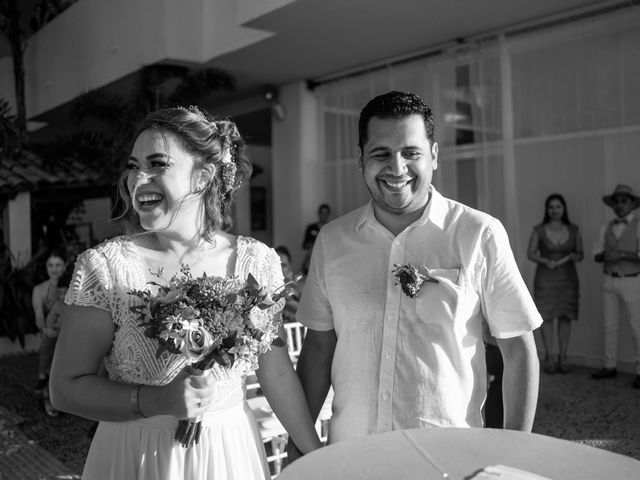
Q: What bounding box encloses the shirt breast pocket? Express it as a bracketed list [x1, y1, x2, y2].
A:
[414, 267, 470, 325]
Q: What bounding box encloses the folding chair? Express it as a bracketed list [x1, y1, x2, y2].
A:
[284, 321, 307, 365]
[247, 395, 288, 478]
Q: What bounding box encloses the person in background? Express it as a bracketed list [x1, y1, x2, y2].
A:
[592, 184, 640, 389]
[50, 106, 321, 480]
[483, 325, 504, 428]
[275, 245, 303, 323]
[288, 91, 541, 459]
[39, 271, 72, 416]
[31, 249, 67, 417]
[0, 230, 12, 280]
[301, 204, 331, 274]
[527, 194, 583, 374]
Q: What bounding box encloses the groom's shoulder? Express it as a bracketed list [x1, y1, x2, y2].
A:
[438, 193, 498, 231]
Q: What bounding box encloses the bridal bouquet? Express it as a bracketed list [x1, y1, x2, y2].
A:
[128, 266, 296, 447]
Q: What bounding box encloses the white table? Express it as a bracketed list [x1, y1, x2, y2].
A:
[276, 427, 640, 480]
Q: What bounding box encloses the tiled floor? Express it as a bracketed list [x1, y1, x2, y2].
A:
[533, 365, 640, 460]
[0, 406, 80, 480]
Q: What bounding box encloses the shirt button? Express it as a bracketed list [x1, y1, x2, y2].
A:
[385, 352, 392, 360]
[394, 240, 400, 246]
[383, 392, 390, 401]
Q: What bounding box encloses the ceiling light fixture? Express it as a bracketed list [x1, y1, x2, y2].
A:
[264, 87, 286, 121]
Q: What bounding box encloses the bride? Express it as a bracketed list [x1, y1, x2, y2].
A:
[50, 106, 322, 479]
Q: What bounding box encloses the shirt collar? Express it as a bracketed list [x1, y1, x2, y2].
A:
[355, 186, 447, 232]
[614, 213, 634, 223]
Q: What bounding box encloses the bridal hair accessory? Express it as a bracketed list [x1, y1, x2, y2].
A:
[179, 105, 238, 193]
[392, 263, 439, 298]
[221, 142, 237, 194]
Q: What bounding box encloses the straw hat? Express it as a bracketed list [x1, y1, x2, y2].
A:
[602, 184, 640, 209]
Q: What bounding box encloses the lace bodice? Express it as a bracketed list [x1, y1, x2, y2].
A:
[65, 235, 284, 405]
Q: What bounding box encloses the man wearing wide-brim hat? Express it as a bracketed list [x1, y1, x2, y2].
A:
[592, 184, 640, 388]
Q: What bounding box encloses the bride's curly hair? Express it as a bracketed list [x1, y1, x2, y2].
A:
[115, 106, 252, 240]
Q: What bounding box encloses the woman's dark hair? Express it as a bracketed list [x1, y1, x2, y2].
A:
[116, 106, 252, 240]
[46, 249, 66, 263]
[542, 193, 571, 225]
[275, 245, 291, 262]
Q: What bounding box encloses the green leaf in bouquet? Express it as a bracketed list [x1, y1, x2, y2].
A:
[224, 292, 237, 305]
[221, 331, 238, 349]
[209, 349, 233, 368]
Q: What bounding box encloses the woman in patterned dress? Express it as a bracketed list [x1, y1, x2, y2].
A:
[50, 106, 322, 480]
[527, 194, 583, 374]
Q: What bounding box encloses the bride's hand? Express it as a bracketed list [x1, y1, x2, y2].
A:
[140, 368, 216, 418]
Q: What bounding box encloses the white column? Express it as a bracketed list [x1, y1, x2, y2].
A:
[499, 34, 521, 259]
[7, 192, 31, 267]
[272, 81, 323, 272]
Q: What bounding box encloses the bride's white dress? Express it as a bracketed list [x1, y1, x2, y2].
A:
[66, 235, 284, 480]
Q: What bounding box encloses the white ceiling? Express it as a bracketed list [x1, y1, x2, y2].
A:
[208, 0, 617, 95]
[17, 0, 625, 132]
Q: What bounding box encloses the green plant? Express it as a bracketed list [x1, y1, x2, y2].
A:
[35, 65, 236, 184]
[0, 259, 40, 347]
[0, 97, 19, 155]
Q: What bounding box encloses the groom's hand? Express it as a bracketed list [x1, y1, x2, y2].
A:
[286, 439, 303, 464]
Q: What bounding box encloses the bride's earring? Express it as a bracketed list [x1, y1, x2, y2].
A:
[197, 165, 215, 191]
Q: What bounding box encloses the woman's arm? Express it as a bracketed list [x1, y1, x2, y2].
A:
[256, 326, 323, 455]
[43, 301, 62, 336]
[31, 285, 45, 331]
[50, 305, 216, 422]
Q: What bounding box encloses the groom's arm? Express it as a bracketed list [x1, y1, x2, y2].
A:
[496, 331, 539, 431]
[286, 328, 336, 462]
[297, 328, 336, 421]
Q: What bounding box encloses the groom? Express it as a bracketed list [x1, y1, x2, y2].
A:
[288, 91, 541, 458]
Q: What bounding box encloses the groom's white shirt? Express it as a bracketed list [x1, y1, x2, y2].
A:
[298, 187, 542, 443]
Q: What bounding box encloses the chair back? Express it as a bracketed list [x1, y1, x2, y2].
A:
[284, 321, 306, 364]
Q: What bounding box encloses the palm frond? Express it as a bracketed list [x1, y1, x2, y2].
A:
[168, 68, 235, 106]
[71, 90, 135, 135]
[0, 97, 18, 152]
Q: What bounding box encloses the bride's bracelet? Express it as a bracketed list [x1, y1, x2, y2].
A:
[130, 384, 148, 418]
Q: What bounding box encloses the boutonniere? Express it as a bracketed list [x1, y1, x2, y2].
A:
[392, 263, 439, 298]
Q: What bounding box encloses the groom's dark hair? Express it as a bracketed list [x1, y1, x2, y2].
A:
[358, 91, 435, 150]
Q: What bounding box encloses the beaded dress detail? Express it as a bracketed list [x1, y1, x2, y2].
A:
[65, 235, 284, 406]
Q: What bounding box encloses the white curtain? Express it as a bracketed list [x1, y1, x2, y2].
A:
[508, 9, 640, 361]
[314, 6, 640, 367]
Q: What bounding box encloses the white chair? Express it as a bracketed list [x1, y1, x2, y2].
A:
[247, 321, 333, 475]
[284, 321, 307, 365]
[247, 395, 288, 478]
